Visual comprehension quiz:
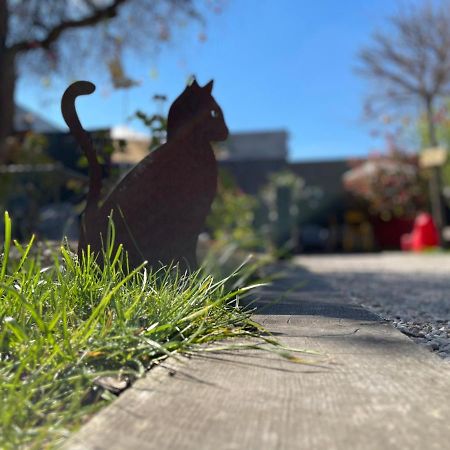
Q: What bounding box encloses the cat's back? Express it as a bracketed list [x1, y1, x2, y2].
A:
[102, 138, 217, 216]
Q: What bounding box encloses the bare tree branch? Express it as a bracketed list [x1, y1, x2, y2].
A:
[357, 2, 450, 145]
[0, 0, 207, 144]
[10, 0, 129, 53]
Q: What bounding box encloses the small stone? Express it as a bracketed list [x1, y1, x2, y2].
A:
[94, 376, 128, 394]
[426, 341, 440, 351]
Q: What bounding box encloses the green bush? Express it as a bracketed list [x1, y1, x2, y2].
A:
[207, 170, 262, 250]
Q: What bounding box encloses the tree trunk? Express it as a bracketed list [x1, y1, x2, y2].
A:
[0, 0, 15, 162]
[424, 96, 445, 244]
[0, 49, 16, 161]
[425, 96, 438, 147]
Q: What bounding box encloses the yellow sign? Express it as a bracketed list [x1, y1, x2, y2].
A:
[420, 147, 448, 168]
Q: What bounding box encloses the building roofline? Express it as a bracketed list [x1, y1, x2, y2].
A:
[15, 104, 63, 132]
[228, 129, 289, 137]
[289, 156, 365, 165]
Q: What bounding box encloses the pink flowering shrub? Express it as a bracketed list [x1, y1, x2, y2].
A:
[343, 150, 427, 220]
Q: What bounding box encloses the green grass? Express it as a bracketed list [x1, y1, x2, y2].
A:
[0, 212, 277, 449]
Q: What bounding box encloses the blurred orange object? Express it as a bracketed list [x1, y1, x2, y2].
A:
[401, 213, 439, 251]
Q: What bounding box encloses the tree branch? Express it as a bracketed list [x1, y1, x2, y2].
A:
[10, 0, 130, 53]
[357, 2, 450, 122]
[358, 49, 421, 96]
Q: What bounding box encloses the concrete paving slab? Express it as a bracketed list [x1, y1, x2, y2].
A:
[64, 264, 450, 450]
[295, 254, 450, 359]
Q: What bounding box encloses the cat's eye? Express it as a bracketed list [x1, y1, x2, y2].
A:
[210, 109, 218, 118]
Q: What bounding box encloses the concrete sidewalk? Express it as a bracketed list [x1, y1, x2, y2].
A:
[296, 254, 450, 358]
[65, 264, 450, 450]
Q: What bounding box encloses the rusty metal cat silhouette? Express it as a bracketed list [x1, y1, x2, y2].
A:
[61, 79, 228, 270]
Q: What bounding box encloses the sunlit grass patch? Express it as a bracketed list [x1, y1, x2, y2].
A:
[0, 211, 296, 448]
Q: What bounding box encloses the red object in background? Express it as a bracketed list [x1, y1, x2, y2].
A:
[401, 213, 439, 251]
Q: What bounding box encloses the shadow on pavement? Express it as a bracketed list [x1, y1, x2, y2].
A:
[243, 263, 380, 321]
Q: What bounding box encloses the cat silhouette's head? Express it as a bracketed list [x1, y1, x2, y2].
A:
[167, 79, 229, 142]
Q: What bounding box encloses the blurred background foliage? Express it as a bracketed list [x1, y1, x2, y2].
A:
[207, 169, 262, 250]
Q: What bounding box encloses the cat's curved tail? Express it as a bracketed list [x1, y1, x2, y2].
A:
[61, 81, 102, 212]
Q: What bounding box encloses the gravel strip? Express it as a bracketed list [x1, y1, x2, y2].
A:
[295, 253, 450, 360]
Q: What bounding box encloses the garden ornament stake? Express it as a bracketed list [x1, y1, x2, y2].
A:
[61, 79, 228, 270]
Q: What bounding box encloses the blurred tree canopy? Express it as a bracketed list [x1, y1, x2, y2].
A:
[0, 0, 217, 158]
[357, 2, 450, 147]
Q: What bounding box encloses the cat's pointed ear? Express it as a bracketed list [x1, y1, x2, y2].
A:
[203, 80, 214, 94]
[188, 75, 200, 91]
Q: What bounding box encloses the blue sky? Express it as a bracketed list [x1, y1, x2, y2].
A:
[17, 0, 403, 161]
